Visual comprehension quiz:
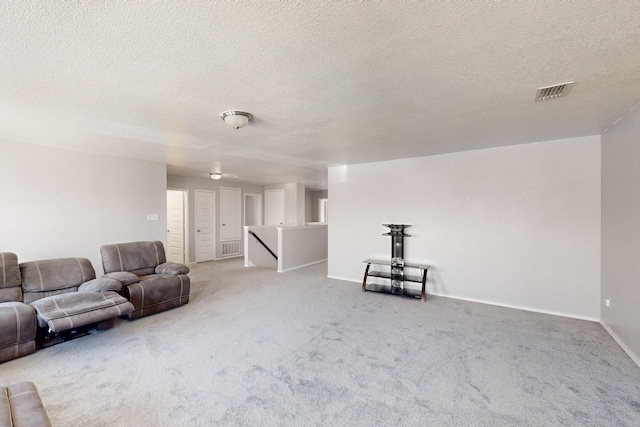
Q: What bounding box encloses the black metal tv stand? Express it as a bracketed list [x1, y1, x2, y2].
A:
[361, 224, 429, 302]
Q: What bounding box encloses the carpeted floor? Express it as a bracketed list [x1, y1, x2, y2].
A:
[1, 258, 639, 426]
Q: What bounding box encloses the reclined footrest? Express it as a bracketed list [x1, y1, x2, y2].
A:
[36, 324, 91, 348]
[30, 291, 134, 332]
[36, 317, 116, 349]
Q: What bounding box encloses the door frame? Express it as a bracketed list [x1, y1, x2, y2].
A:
[244, 193, 263, 226]
[319, 198, 328, 223]
[195, 189, 216, 262]
[167, 188, 189, 264]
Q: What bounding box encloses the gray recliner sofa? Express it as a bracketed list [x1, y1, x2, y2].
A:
[100, 241, 190, 319]
[1, 251, 134, 362]
[19, 257, 134, 340]
[0, 253, 36, 364]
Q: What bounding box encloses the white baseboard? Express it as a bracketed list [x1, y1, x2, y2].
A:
[327, 276, 599, 322]
[601, 322, 640, 369]
[430, 293, 600, 322]
[279, 258, 327, 273]
[327, 275, 360, 283]
[215, 254, 243, 261]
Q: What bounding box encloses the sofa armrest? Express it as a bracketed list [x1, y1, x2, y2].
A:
[78, 278, 122, 293]
[155, 262, 190, 275]
[103, 272, 140, 285]
[5, 381, 52, 427]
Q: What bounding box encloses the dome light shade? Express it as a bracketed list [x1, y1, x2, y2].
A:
[210, 172, 222, 180]
[220, 110, 253, 129]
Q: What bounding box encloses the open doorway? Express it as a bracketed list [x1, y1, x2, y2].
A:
[166, 189, 188, 264]
[319, 198, 328, 223]
[244, 193, 263, 226]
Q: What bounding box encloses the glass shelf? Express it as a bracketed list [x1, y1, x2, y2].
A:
[362, 259, 429, 302]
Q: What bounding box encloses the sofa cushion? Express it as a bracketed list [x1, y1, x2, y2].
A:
[20, 258, 96, 294]
[103, 272, 140, 285]
[0, 287, 22, 304]
[0, 252, 21, 289]
[21, 287, 78, 305]
[30, 292, 133, 332]
[78, 278, 122, 293]
[155, 262, 190, 275]
[0, 302, 37, 364]
[100, 241, 166, 276]
[0, 253, 22, 303]
[126, 274, 190, 319]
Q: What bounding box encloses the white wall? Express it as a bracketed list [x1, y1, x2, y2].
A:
[328, 136, 601, 320]
[166, 175, 264, 263]
[601, 105, 640, 366]
[0, 141, 167, 275]
[294, 183, 306, 226]
[284, 183, 305, 226]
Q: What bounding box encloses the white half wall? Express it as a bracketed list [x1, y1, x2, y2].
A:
[0, 141, 167, 275]
[601, 104, 640, 366]
[278, 224, 328, 272]
[328, 136, 601, 320]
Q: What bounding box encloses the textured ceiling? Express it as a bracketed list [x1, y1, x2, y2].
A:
[1, 1, 639, 189]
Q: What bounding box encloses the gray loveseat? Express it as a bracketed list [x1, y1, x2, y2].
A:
[100, 241, 190, 319]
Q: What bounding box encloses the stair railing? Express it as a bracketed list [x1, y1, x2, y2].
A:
[248, 230, 278, 260]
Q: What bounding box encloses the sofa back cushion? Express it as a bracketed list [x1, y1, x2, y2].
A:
[19, 258, 96, 304]
[0, 252, 22, 303]
[100, 241, 167, 276]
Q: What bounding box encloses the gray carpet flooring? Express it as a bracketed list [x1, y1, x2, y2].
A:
[1, 259, 639, 426]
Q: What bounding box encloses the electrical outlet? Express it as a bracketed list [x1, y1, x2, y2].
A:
[604, 298, 611, 308]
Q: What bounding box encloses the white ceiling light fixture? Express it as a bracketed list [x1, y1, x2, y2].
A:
[220, 110, 253, 129]
[210, 172, 222, 180]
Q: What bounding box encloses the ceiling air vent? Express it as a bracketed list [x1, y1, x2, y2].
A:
[535, 81, 574, 102]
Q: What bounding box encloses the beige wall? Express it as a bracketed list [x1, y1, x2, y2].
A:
[601, 105, 640, 365]
[0, 141, 167, 275]
[328, 136, 601, 320]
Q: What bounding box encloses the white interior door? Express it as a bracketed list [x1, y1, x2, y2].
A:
[244, 194, 263, 226]
[220, 187, 241, 241]
[166, 190, 185, 263]
[265, 189, 285, 225]
[195, 190, 215, 262]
